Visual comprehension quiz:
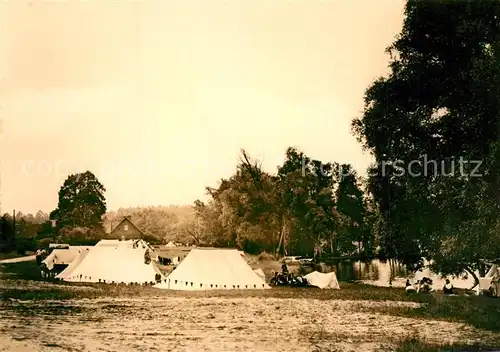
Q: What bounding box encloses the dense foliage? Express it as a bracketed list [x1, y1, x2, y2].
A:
[190, 148, 371, 256]
[352, 0, 500, 279]
[50, 171, 107, 232]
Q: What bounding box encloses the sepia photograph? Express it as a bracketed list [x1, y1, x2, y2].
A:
[0, 0, 499, 351]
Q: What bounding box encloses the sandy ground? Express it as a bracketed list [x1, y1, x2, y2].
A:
[0, 296, 498, 352]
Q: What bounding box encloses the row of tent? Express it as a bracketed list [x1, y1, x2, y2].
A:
[42, 239, 340, 290]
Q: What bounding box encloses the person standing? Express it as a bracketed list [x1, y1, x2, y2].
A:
[443, 279, 454, 295]
[281, 261, 288, 275]
[35, 249, 42, 266]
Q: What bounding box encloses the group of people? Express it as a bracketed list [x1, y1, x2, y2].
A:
[270, 261, 309, 287]
[405, 277, 454, 294]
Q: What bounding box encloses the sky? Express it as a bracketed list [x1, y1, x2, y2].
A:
[0, 0, 405, 215]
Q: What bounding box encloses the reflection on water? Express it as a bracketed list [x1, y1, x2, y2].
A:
[329, 260, 476, 289]
[333, 260, 408, 282]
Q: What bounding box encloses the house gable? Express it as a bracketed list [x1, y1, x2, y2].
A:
[109, 217, 144, 240]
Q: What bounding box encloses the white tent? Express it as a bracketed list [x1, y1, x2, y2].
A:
[42, 246, 93, 271]
[165, 241, 176, 248]
[305, 271, 340, 289]
[479, 264, 500, 297]
[154, 249, 270, 290]
[61, 239, 163, 284]
[49, 243, 70, 249]
[55, 247, 92, 280]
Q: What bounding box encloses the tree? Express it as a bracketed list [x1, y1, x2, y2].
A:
[0, 214, 15, 252]
[50, 171, 107, 231]
[352, 0, 500, 277]
[35, 210, 49, 224]
[335, 164, 365, 255]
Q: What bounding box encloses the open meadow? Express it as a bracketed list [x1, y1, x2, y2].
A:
[1, 260, 500, 352]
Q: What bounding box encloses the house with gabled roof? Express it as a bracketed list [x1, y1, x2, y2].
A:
[108, 216, 145, 240]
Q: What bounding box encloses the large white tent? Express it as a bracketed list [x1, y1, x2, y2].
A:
[60, 239, 163, 284]
[154, 249, 270, 290]
[305, 271, 340, 289]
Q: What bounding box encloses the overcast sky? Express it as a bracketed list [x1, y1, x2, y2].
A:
[0, 0, 405, 214]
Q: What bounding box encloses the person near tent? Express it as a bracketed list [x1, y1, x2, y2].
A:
[405, 279, 416, 293]
[416, 277, 433, 293]
[271, 271, 287, 286]
[271, 272, 279, 285]
[35, 249, 42, 266]
[443, 279, 454, 295]
[281, 261, 288, 275]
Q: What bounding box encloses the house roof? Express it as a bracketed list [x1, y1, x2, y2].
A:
[110, 216, 146, 236]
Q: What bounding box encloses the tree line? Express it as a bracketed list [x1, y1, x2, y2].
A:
[188, 148, 371, 257]
[1, 151, 370, 259]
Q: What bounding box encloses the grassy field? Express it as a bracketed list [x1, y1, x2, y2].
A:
[1, 260, 499, 351]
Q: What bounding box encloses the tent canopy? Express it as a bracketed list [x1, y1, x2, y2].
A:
[61, 239, 163, 284]
[479, 264, 500, 297]
[154, 249, 270, 290]
[42, 246, 93, 270]
[305, 271, 340, 289]
[165, 241, 176, 248]
[55, 248, 92, 280]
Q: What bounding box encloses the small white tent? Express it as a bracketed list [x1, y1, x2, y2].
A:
[165, 241, 176, 248]
[479, 264, 500, 297]
[154, 249, 270, 290]
[305, 271, 340, 289]
[61, 239, 163, 284]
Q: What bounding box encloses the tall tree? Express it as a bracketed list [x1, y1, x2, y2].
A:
[335, 164, 365, 255]
[352, 0, 500, 276]
[50, 171, 107, 231]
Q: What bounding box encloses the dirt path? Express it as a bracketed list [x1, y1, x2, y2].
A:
[0, 297, 498, 351]
[0, 255, 36, 264]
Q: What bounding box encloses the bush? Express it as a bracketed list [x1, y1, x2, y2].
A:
[141, 234, 163, 245]
[15, 236, 36, 255]
[258, 251, 275, 261]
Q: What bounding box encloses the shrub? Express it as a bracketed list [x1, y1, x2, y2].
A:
[258, 251, 275, 261]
